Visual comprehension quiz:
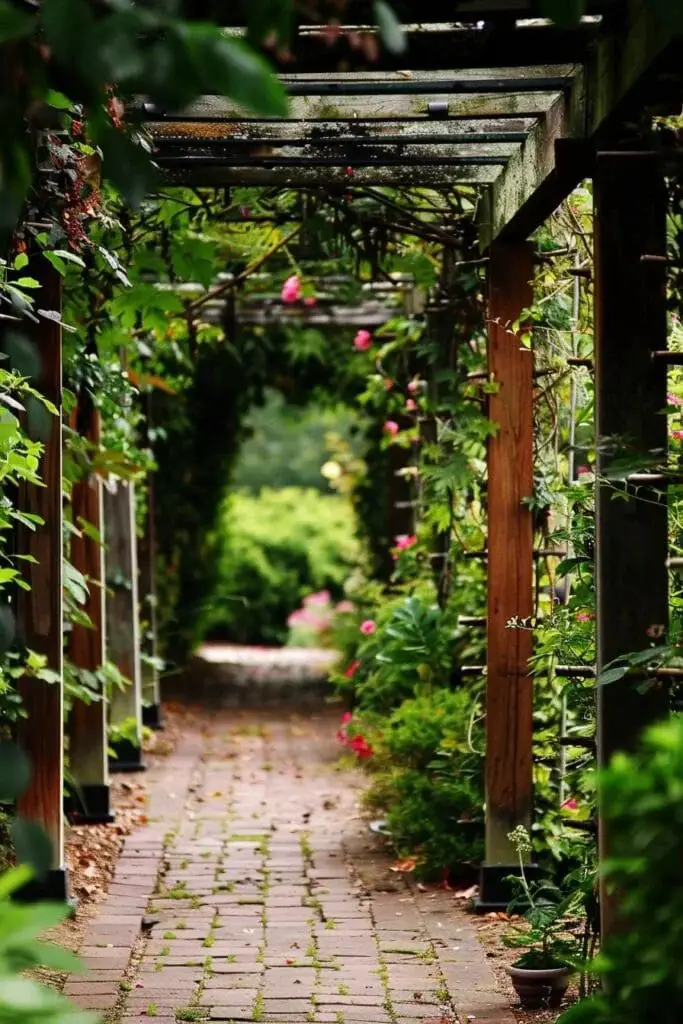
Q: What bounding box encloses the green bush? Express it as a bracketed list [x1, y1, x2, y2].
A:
[354, 688, 484, 880]
[558, 714, 683, 1024]
[200, 487, 360, 646]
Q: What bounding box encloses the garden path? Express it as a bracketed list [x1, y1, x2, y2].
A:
[66, 708, 514, 1024]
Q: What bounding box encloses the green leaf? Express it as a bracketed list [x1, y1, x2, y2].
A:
[0, 742, 31, 803]
[538, 0, 587, 27]
[21, 939, 86, 973]
[0, 864, 33, 900]
[11, 819, 54, 878]
[0, 0, 34, 44]
[197, 35, 288, 117]
[13, 252, 28, 271]
[372, 0, 406, 55]
[45, 89, 75, 111]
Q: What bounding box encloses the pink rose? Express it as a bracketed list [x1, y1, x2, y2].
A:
[394, 534, 417, 552]
[304, 296, 317, 307]
[383, 420, 399, 437]
[360, 620, 376, 635]
[281, 275, 302, 304]
[405, 398, 417, 411]
[668, 393, 683, 406]
[672, 430, 683, 440]
[353, 329, 372, 352]
[576, 611, 593, 623]
[407, 380, 421, 394]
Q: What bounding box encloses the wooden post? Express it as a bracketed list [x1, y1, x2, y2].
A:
[139, 477, 162, 730]
[594, 152, 669, 937]
[477, 240, 534, 911]
[139, 395, 162, 730]
[104, 479, 145, 772]
[15, 263, 68, 900]
[67, 403, 113, 823]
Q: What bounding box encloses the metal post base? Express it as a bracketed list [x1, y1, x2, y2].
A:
[142, 703, 164, 730]
[109, 738, 146, 773]
[65, 784, 115, 825]
[13, 868, 71, 904]
[474, 862, 544, 913]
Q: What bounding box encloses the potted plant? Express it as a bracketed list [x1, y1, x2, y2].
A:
[503, 826, 581, 1010]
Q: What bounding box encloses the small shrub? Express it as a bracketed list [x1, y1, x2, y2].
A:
[200, 488, 360, 646]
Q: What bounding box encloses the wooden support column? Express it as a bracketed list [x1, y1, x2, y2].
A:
[477, 240, 534, 912]
[67, 403, 113, 823]
[594, 152, 669, 938]
[139, 396, 162, 730]
[104, 479, 145, 772]
[15, 263, 68, 900]
[139, 477, 162, 730]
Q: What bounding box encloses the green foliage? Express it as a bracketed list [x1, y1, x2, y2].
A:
[233, 391, 361, 493]
[201, 488, 360, 647]
[0, 743, 98, 1022]
[355, 688, 483, 879]
[504, 826, 588, 970]
[557, 716, 683, 1024]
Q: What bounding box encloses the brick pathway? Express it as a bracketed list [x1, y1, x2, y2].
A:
[67, 709, 514, 1024]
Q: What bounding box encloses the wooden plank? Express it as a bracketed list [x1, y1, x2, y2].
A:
[478, 75, 585, 246]
[160, 163, 502, 187]
[146, 90, 559, 121]
[478, 0, 682, 245]
[104, 480, 144, 772]
[67, 404, 112, 823]
[150, 117, 535, 144]
[594, 152, 670, 938]
[478, 240, 534, 908]
[15, 261, 67, 899]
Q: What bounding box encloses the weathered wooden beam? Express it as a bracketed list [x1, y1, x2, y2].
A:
[254, 23, 603, 74]
[67, 404, 112, 824]
[201, 305, 395, 327]
[15, 261, 68, 900]
[476, 240, 534, 912]
[478, 0, 682, 246]
[104, 480, 145, 773]
[477, 75, 585, 246]
[160, 162, 502, 187]
[150, 117, 534, 145]
[144, 89, 559, 122]
[594, 152, 669, 939]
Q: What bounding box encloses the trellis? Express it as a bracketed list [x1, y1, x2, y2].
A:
[16, 0, 683, 935]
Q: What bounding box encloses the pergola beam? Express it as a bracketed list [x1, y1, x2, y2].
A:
[477, 75, 585, 246]
[479, 1, 683, 246]
[160, 163, 502, 187]
[143, 90, 560, 122]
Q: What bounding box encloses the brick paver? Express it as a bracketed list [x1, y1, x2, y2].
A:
[67, 708, 514, 1024]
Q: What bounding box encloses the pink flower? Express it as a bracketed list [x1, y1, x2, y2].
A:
[672, 430, 683, 441]
[281, 275, 302, 304]
[335, 600, 354, 613]
[304, 296, 317, 307]
[353, 329, 372, 351]
[394, 534, 417, 552]
[360, 620, 376, 635]
[562, 798, 579, 812]
[340, 711, 353, 724]
[576, 611, 593, 622]
[343, 661, 361, 679]
[350, 735, 373, 759]
[383, 420, 399, 437]
[405, 398, 417, 412]
[407, 380, 421, 394]
[304, 590, 331, 607]
[668, 393, 683, 406]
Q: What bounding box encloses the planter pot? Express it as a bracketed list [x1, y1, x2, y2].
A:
[506, 964, 571, 1009]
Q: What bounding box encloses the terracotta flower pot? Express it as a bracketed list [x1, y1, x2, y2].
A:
[506, 964, 571, 1009]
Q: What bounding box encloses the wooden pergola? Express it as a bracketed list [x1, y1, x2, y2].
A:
[18, 1, 682, 933]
